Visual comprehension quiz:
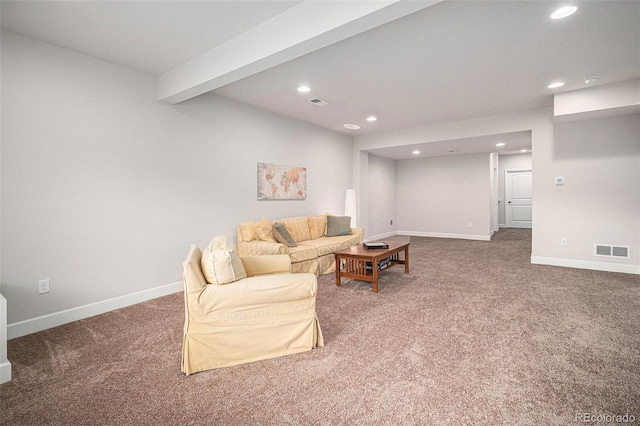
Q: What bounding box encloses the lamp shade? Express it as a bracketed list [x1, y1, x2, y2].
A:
[344, 189, 357, 228]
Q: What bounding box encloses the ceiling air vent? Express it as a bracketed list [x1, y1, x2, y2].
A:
[308, 97, 330, 106]
[594, 244, 630, 259]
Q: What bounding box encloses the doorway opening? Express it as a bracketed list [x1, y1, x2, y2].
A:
[505, 169, 532, 229]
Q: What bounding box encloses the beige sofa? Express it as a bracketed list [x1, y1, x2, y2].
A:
[182, 244, 323, 375]
[237, 214, 364, 276]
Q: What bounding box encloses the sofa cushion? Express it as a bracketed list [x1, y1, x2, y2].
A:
[201, 236, 247, 284]
[256, 217, 276, 242]
[239, 221, 258, 242]
[273, 222, 297, 247]
[327, 215, 352, 237]
[241, 255, 291, 277]
[281, 217, 312, 242]
[287, 244, 318, 263]
[308, 215, 327, 239]
[302, 235, 361, 256]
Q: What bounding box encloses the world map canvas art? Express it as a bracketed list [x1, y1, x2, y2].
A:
[257, 162, 307, 200]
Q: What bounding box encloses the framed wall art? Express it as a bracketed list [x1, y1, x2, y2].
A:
[257, 162, 306, 200]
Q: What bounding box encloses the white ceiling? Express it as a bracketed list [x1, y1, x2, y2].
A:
[366, 131, 532, 161]
[213, 0, 640, 135]
[2, 0, 639, 159]
[0, 1, 304, 75]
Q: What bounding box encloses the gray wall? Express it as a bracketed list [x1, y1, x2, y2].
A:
[352, 108, 551, 242]
[396, 153, 492, 238]
[533, 114, 639, 265]
[1, 31, 352, 324]
[367, 154, 396, 238]
[353, 106, 639, 272]
[367, 151, 494, 240]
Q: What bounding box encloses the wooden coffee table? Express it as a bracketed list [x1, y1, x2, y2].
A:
[334, 238, 410, 293]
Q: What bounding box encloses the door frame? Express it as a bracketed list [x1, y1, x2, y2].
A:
[505, 168, 532, 229]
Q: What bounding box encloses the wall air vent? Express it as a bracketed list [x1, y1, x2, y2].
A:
[594, 244, 630, 259]
[308, 97, 330, 106]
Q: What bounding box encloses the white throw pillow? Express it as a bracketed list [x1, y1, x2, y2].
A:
[201, 236, 247, 284]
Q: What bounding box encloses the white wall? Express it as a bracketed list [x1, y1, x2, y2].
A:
[532, 114, 639, 270]
[0, 21, 3, 294]
[396, 153, 492, 239]
[353, 109, 550, 242]
[353, 104, 639, 273]
[352, 110, 552, 243]
[490, 152, 498, 233]
[554, 79, 640, 122]
[0, 26, 8, 383]
[498, 153, 532, 226]
[0, 294, 9, 384]
[366, 154, 396, 239]
[1, 31, 352, 328]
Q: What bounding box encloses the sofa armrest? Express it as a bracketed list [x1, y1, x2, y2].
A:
[351, 228, 365, 244]
[241, 255, 292, 277]
[237, 239, 287, 256]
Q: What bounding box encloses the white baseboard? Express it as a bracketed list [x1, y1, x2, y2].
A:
[531, 256, 640, 275]
[0, 294, 10, 384]
[364, 231, 398, 241]
[397, 230, 492, 241]
[7, 281, 183, 340]
[0, 361, 11, 384]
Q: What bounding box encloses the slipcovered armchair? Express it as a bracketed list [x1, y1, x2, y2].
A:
[181, 242, 323, 375]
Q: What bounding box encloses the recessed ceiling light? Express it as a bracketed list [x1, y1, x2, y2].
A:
[551, 5, 578, 20]
[343, 124, 360, 130]
[297, 86, 311, 93]
[412, 150, 421, 155]
[547, 82, 565, 89]
[496, 142, 506, 147]
[366, 116, 377, 122]
[520, 149, 529, 153]
[584, 75, 599, 84]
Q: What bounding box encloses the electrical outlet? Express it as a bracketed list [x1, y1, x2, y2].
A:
[38, 279, 50, 294]
[561, 238, 568, 247]
[467, 222, 472, 227]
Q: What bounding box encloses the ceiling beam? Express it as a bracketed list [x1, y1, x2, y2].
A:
[156, 0, 442, 104]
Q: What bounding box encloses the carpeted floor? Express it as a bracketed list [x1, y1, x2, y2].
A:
[1, 229, 639, 425]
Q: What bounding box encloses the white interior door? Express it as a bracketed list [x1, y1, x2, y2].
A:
[505, 170, 532, 228]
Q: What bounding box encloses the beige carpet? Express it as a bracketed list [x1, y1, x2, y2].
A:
[1, 230, 639, 425]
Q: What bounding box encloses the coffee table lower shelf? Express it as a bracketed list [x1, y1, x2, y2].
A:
[333, 241, 410, 293]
